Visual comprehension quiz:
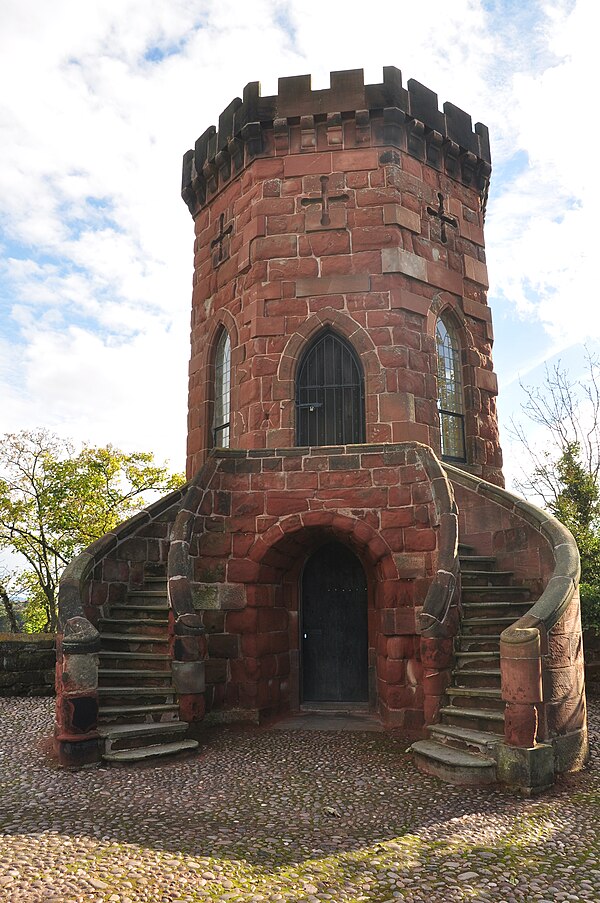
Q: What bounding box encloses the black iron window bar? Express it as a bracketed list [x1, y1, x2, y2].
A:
[296, 331, 365, 447]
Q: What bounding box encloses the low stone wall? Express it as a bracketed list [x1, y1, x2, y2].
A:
[0, 634, 56, 696]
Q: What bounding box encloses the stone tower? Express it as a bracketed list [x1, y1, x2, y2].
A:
[181, 68, 502, 484]
[55, 68, 587, 792]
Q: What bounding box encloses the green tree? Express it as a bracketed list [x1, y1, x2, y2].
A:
[552, 442, 600, 585]
[0, 429, 185, 633]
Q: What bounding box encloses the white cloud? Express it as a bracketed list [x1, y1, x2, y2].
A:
[1, 320, 189, 464]
[485, 0, 598, 349]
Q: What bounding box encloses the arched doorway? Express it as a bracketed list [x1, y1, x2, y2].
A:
[301, 542, 368, 703]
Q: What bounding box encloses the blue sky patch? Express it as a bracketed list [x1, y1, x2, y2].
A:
[490, 150, 530, 193]
[144, 39, 186, 64]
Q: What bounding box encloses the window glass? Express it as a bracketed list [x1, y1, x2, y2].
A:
[436, 316, 466, 461]
[214, 330, 231, 448]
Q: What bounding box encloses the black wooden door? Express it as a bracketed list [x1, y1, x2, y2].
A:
[301, 542, 368, 703]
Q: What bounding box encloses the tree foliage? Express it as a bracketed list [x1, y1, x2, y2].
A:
[552, 442, 600, 585]
[0, 429, 185, 633]
[511, 351, 600, 627]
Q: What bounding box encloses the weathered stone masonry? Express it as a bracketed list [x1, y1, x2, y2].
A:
[167, 442, 457, 729]
[183, 68, 502, 485]
[54, 67, 588, 792]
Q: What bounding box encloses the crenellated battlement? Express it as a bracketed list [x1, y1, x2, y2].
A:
[182, 67, 492, 217]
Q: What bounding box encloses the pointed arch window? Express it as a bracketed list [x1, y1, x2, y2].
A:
[213, 329, 231, 448]
[296, 330, 365, 446]
[436, 314, 466, 462]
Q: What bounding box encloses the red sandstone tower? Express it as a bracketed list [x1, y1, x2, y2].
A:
[55, 68, 587, 792]
[182, 68, 502, 484]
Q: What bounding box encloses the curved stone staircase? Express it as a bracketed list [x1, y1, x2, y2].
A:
[412, 545, 534, 784]
[96, 567, 198, 765]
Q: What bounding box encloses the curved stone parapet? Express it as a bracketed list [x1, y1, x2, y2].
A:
[445, 464, 580, 630]
[166, 460, 219, 724]
[58, 485, 189, 637]
[55, 485, 188, 767]
[417, 447, 459, 638]
[443, 463, 588, 777]
[413, 447, 460, 728]
[168, 457, 217, 625]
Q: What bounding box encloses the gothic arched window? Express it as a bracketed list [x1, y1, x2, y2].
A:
[436, 314, 466, 462]
[296, 330, 365, 446]
[213, 328, 231, 448]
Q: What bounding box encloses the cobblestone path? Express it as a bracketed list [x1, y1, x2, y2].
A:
[1, 695, 599, 902]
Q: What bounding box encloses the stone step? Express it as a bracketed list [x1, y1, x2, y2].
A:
[98, 702, 180, 724]
[117, 600, 169, 609]
[458, 555, 497, 571]
[143, 564, 166, 579]
[428, 723, 503, 756]
[456, 634, 501, 653]
[109, 604, 169, 620]
[98, 684, 175, 694]
[98, 720, 189, 752]
[462, 601, 531, 619]
[100, 632, 168, 647]
[99, 618, 169, 635]
[446, 687, 504, 712]
[461, 617, 518, 636]
[439, 705, 505, 735]
[461, 570, 514, 587]
[98, 668, 173, 687]
[98, 650, 170, 670]
[97, 687, 176, 710]
[99, 689, 175, 710]
[127, 589, 168, 600]
[461, 586, 531, 603]
[454, 651, 500, 670]
[412, 739, 496, 785]
[102, 739, 198, 765]
[462, 614, 518, 623]
[447, 685, 502, 697]
[451, 668, 501, 689]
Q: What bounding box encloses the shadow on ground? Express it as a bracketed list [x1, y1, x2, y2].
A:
[0, 695, 598, 901]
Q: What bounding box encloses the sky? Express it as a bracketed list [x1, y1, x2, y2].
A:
[0, 0, 597, 488]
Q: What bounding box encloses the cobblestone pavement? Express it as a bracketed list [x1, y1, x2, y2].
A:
[1, 696, 599, 903]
